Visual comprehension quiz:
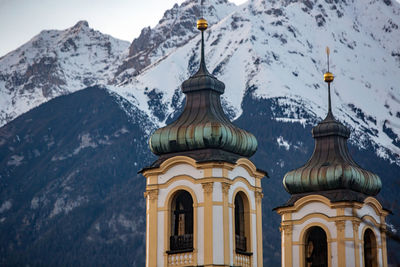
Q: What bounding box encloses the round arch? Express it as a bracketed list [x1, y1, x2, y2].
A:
[232, 187, 252, 254]
[304, 226, 328, 267]
[298, 222, 332, 267]
[293, 195, 332, 212]
[362, 227, 378, 267]
[164, 186, 198, 253]
[231, 186, 252, 208]
[163, 184, 199, 209]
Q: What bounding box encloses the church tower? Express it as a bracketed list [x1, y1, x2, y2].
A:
[141, 16, 266, 267]
[275, 48, 389, 267]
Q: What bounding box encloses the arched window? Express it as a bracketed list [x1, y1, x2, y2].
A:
[305, 226, 328, 267]
[235, 192, 249, 253]
[364, 229, 377, 267]
[169, 190, 193, 252]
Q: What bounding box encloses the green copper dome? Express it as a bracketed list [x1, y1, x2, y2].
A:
[283, 112, 381, 196]
[149, 19, 257, 159]
[283, 67, 382, 196]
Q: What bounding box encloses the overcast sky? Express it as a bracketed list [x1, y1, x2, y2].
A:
[0, 0, 246, 57]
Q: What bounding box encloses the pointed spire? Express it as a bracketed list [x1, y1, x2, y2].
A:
[180, 6, 224, 94]
[323, 46, 334, 119]
[197, 17, 208, 74]
[195, 0, 209, 74]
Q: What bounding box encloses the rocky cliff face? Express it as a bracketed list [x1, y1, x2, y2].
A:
[115, 0, 236, 81]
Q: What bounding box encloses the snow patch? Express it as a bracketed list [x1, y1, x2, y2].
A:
[386, 221, 397, 234]
[276, 159, 285, 168]
[0, 200, 12, 213]
[113, 126, 129, 137]
[73, 133, 97, 154]
[50, 195, 87, 218]
[7, 155, 24, 166]
[274, 117, 307, 127]
[277, 136, 291, 151]
[31, 197, 39, 209]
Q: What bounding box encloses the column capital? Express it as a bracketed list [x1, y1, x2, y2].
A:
[352, 220, 361, 232]
[255, 191, 264, 202]
[202, 182, 214, 193]
[221, 182, 230, 194]
[144, 189, 159, 200]
[335, 220, 346, 231]
[281, 224, 293, 235]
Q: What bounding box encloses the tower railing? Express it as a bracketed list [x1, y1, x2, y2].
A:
[235, 234, 247, 253]
[169, 234, 193, 252]
[234, 252, 252, 267]
[167, 251, 194, 266]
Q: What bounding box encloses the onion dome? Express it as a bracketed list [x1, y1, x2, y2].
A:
[148, 18, 257, 161]
[283, 48, 382, 196]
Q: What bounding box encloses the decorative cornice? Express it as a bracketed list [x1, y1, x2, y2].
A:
[142, 155, 266, 180]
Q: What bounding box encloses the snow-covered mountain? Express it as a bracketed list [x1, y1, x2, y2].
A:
[0, 21, 129, 124]
[115, 0, 236, 81]
[1, 0, 399, 164]
[114, 0, 400, 163]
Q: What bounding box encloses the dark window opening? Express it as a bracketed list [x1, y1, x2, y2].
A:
[305, 226, 328, 267]
[168, 190, 193, 253]
[364, 229, 378, 267]
[235, 193, 247, 253]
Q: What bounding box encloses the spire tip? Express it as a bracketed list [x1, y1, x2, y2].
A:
[323, 47, 334, 116]
[324, 46, 334, 83]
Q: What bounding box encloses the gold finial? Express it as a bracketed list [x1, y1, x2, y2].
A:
[197, 18, 208, 31]
[324, 72, 334, 83]
[324, 46, 334, 83]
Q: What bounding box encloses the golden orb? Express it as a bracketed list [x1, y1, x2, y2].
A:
[324, 72, 334, 83]
[197, 18, 208, 31]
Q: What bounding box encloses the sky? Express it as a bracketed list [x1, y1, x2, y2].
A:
[0, 0, 246, 57]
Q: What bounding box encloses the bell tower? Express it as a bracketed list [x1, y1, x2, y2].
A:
[275, 48, 389, 267]
[141, 14, 266, 267]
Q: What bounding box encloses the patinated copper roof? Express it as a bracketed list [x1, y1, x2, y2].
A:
[149, 19, 257, 160]
[283, 64, 382, 196]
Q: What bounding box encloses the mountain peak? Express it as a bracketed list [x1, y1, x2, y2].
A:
[115, 0, 236, 80]
[67, 20, 90, 35]
[72, 20, 89, 29]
